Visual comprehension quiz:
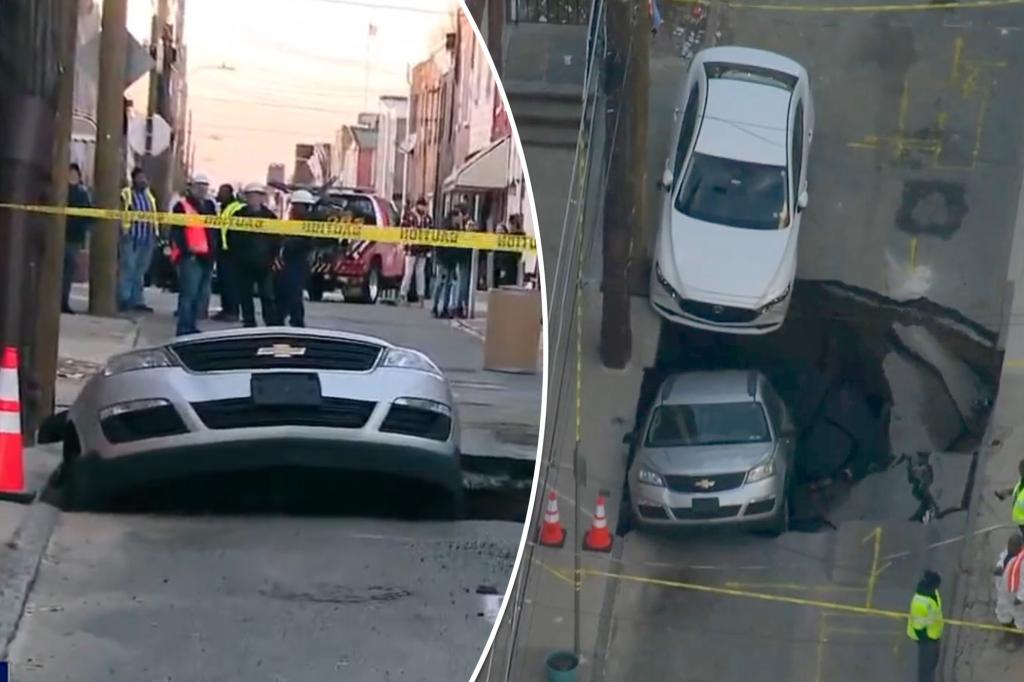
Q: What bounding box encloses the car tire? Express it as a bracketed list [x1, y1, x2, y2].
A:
[63, 459, 98, 512]
[358, 260, 382, 305]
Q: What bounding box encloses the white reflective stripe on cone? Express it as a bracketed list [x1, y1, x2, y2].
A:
[0, 367, 18, 402]
[0, 411, 22, 434]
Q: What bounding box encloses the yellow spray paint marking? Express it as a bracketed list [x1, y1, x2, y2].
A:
[864, 527, 883, 609]
[583, 567, 1024, 635]
[673, 0, 1024, 12]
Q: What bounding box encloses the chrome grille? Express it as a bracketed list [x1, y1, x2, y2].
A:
[171, 336, 382, 372]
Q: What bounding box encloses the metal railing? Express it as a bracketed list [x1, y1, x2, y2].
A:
[507, 0, 590, 24]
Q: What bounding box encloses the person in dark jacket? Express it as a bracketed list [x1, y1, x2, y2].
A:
[170, 175, 219, 336]
[273, 190, 316, 327]
[233, 183, 282, 327]
[63, 163, 93, 314]
[213, 183, 242, 322]
[432, 206, 464, 319]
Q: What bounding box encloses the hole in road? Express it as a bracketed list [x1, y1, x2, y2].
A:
[54, 467, 529, 523]
[618, 281, 998, 536]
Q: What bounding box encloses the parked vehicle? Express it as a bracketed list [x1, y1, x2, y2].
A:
[650, 46, 815, 334]
[307, 188, 405, 304]
[626, 370, 796, 535]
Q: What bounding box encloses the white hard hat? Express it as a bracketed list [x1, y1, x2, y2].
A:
[242, 182, 266, 195]
[290, 189, 315, 205]
[191, 173, 210, 186]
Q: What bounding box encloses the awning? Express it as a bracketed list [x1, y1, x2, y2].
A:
[442, 136, 510, 192]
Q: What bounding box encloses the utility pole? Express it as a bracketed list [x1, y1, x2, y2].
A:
[31, 0, 81, 438]
[486, 0, 505, 77]
[599, 0, 648, 369]
[0, 1, 62, 439]
[89, 0, 130, 317]
[144, 0, 171, 208]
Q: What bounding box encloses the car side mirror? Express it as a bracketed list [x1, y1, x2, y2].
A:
[797, 190, 809, 211]
[37, 411, 68, 444]
[656, 169, 674, 192]
[622, 431, 636, 446]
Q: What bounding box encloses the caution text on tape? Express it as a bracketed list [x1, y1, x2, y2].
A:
[0, 203, 537, 254]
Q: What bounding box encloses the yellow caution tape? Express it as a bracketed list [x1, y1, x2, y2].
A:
[0, 203, 537, 254]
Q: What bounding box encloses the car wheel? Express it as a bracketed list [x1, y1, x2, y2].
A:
[359, 261, 382, 305]
[63, 459, 98, 512]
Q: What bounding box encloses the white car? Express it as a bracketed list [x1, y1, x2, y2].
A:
[650, 46, 814, 334]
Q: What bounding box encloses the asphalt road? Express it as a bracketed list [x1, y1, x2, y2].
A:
[5, 292, 536, 681]
[593, 2, 1024, 681]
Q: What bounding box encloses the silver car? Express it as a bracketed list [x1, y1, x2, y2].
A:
[626, 370, 795, 534]
[40, 327, 462, 511]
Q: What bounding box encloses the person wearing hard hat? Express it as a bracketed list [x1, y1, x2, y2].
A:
[212, 183, 244, 322]
[273, 190, 317, 327]
[232, 183, 282, 327]
[169, 174, 219, 336]
[906, 570, 943, 682]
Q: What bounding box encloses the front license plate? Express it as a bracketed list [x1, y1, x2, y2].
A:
[691, 498, 720, 513]
[251, 373, 322, 406]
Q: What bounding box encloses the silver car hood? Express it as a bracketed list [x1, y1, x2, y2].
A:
[642, 441, 775, 476]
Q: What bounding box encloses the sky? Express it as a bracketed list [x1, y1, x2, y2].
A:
[125, 0, 460, 185]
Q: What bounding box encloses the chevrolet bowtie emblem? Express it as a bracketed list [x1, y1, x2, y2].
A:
[694, 479, 716, 490]
[712, 305, 724, 315]
[257, 343, 307, 359]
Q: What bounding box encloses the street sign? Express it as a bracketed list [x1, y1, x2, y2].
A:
[78, 30, 155, 89]
[127, 114, 171, 155]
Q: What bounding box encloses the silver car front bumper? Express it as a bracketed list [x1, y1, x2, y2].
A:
[628, 470, 785, 527]
[68, 365, 462, 495]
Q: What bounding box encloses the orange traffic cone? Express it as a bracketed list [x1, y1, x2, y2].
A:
[537, 490, 566, 548]
[0, 346, 27, 501]
[583, 493, 613, 553]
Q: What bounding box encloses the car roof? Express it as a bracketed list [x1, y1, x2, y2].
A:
[162, 326, 397, 350]
[658, 370, 764, 405]
[695, 80, 790, 166]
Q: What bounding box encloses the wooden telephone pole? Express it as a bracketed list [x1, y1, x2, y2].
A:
[30, 0, 82, 437]
[599, 0, 649, 369]
[89, 0, 130, 316]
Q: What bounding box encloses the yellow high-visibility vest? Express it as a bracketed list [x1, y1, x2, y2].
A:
[1013, 481, 1024, 525]
[220, 200, 244, 250]
[119, 187, 157, 232]
[906, 591, 943, 641]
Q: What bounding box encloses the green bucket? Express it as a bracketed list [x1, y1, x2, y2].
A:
[545, 650, 580, 682]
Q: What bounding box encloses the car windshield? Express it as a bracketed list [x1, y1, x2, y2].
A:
[645, 402, 771, 447]
[675, 153, 789, 231]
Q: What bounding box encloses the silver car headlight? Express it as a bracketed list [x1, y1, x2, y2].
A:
[759, 285, 791, 313]
[102, 349, 177, 377]
[636, 466, 665, 487]
[654, 262, 680, 300]
[746, 456, 777, 484]
[382, 348, 443, 376]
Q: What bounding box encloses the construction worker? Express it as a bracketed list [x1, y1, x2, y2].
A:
[118, 168, 159, 312]
[213, 184, 244, 322]
[995, 458, 1024, 535]
[233, 183, 281, 327]
[170, 174, 219, 336]
[398, 197, 432, 306]
[995, 533, 1023, 627]
[273, 190, 316, 327]
[906, 570, 943, 682]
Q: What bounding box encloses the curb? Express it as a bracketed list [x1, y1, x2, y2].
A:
[452, 318, 486, 342]
[0, 500, 60, 659]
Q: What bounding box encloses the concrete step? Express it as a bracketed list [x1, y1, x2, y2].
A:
[516, 124, 580, 150]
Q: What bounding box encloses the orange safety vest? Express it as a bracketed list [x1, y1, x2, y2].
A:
[171, 199, 210, 264]
[1008, 552, 1024, 594]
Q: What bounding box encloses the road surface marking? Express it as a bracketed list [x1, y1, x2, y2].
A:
[880, 522, 1008, 561]
[864, 527, 884, 609]
[584, 567, 1023, 634]
[672, 0, 1024, 13]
